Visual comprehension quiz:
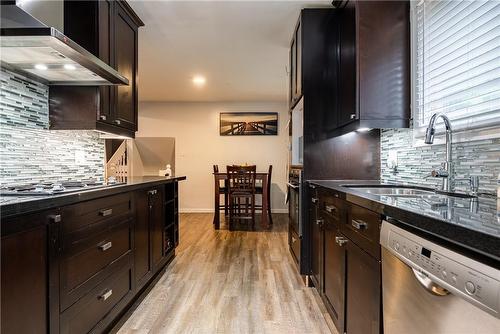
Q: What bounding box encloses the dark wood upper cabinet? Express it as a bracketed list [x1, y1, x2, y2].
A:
[296, 2, 410, 139]
[335, 0, 410, 135]
[114, 4, 139, 131]
[291, 9, 339, 140]
[50, 0, 144, 138]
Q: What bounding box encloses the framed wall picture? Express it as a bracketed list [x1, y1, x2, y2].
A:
[220, 112, 278, 136]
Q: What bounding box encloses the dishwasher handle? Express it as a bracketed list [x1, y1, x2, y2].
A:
[412, 269, 450, 296]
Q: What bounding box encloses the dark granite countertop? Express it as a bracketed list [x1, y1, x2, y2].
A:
[0, 176, 186, 219]
[308, 180, 500, 265]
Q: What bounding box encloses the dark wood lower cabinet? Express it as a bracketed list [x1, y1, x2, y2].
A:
[60, 255, 133, 334]
[310, 195, 322, 290]
[310, 186, 382, 334]
[134, 189, 153, 289]
[150, 187, 165, 269]
[323, 219, 345, 333]
[1, 180, 182, 334]
[345, 241, 381, 334]
[1, 225, 49, 334]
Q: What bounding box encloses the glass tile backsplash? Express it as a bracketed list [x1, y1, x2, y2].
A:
[0, 68, 105, 186]
[381, 129, 500, 195]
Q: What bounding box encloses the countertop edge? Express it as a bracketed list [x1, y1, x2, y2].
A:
[0, 176, 187, 220]
[307, 180, 500, 266]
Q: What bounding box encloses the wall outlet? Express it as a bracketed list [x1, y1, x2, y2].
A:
[387, 150, 398, 172]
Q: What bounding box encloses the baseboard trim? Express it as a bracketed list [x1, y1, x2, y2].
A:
[179, 208, 289, 214]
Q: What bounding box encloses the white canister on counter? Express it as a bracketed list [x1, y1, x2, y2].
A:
[165, 164, 172, 177]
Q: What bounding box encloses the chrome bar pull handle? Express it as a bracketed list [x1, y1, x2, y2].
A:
[99, 241, 112, 251]
[50, 214, 62, 223]
[99, 208, 113, 217]
[325, 205, 336, 214]
[335, 236, 348, 246]
[99, 289, 113, 301]
[352, 219, 367, 230]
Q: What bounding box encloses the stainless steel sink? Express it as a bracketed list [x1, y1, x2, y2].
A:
[343, 185, 476, 199]
[346, 186, 435, 197]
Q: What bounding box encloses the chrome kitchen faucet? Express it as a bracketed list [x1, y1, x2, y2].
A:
[424, 113, 453, 192]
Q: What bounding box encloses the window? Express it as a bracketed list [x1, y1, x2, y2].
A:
[412, 0, 500, 134]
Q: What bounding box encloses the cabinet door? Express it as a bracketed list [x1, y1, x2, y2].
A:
[296, 21, 302, 99]
[97, 0, 115, 123]
[150, 187, 165, 269]
[337, 5, 357, 127]
[310, 197, 323, 290]
[345, 240, 381, 334]
[290, 38, 297, 107]
[113, 4, 139, 131]
[134, 190, 152, 288]
[1, 225, 48, 333]
[323, 223, 345, 333]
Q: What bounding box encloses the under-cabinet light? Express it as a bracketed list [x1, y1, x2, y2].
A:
[34, 64, 48, 70]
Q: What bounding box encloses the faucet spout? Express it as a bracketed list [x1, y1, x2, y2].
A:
[424, 113, 453, 192]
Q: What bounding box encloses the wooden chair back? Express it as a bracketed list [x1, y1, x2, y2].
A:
[267, 165, 272, 193]
[227, 165, 256, 194]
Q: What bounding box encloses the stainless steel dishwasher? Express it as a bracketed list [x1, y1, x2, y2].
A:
[380, 220, 500, 334]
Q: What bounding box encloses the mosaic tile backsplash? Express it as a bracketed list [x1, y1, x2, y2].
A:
[381, 129, 500, 195]
[0, 68, 105, 186]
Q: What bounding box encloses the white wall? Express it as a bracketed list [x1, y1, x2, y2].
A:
[137, 102, 289, 213]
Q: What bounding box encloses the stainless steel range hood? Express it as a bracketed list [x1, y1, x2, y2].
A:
[0, 3, 129, 86]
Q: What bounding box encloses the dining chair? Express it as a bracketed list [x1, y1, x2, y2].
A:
[213, 165, 228, 218]
[255, 165, 273, 225]
[227, 165, 257, 229]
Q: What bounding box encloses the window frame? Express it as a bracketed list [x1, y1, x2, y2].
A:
[410, 0, 500, 145]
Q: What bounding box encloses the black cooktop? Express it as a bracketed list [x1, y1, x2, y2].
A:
[0, 179, 121, 196]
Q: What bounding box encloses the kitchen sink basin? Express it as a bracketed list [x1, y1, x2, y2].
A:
[345, 186, 435, 197]
[342, 185, 476, 199]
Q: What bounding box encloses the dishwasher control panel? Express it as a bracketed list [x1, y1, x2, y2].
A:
[381, 220, 500, 318]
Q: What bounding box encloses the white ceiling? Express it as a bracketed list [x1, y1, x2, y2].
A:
[129, 0, 332, 102]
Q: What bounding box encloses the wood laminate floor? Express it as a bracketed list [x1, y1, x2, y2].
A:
[118, 213, 336, 334]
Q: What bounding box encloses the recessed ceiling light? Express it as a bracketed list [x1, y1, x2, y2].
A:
[34, 64, 48, 70]
[64, 64, 76, 70]
[192, 75, 206, 86]
[356, 127, 372, 132]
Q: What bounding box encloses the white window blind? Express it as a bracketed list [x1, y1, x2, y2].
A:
[413, 0, 500, 133]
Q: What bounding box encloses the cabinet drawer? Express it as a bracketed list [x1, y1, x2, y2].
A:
[60, 220, 132, 310]
[342, 204, 381, 259]
[318, 189, 343, 222]
[60, 260, 132, 334]
[61, 192, 132, 236]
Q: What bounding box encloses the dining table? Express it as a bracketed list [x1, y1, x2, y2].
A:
[213, 171, 270, 229]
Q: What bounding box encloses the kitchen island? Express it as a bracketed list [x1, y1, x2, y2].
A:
[1, 176, 186, 334]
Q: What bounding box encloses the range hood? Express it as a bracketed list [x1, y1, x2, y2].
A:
[0, 3, 128, 86]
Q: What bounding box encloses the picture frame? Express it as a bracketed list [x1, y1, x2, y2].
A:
[219, 112, 278, 136]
